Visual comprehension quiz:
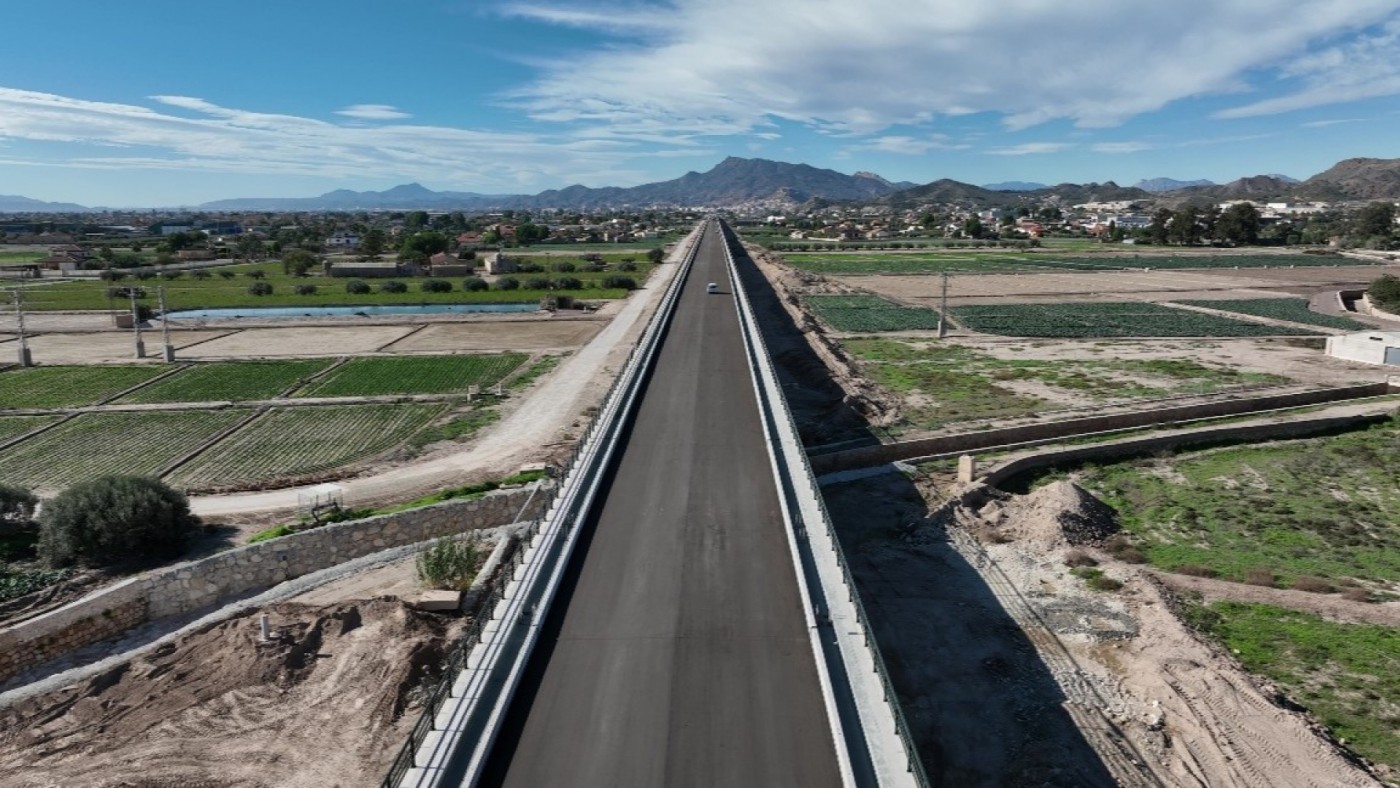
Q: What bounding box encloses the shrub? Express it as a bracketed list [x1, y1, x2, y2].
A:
[99, 269, 127, 282]
[618, 261, 637, 272]
[495, 276, 519, 291]
[192, 269, 211, 280]
[600, 275, 637, 290]
[245, 270, 266, 279]
[217, 269, 237, 280]
[416, 536, 482, 591]
[1340, 586, 1374, 603]
[248, 281, 274, 296]
[380, 280, 407, 293]
[555, 276, 583, 290]
[344, 279, 370, 295]
[161, 270, 183, 280]
[1103, 534, 1147, 563]
[293, 284, 317, 296]
[421, 278, 452, 293]
[1071, 566, 1123, 591]
[134, 269, 156, 281]
[1291, 576, 1335, 594]
[463, 277, 489, 292]
[1244, 566, 1277, 587]
[247, 524, 294, 544]
[0, 484, 39, 533]
[1063, 549, 1098, 568]
[525, 276, 553, 290]
[1176, 564, 1218, 578]
[38, 476, 201, 568]
[551, 261, 576, 272]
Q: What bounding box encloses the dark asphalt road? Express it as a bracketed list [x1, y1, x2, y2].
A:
[480, 223, 842, 787]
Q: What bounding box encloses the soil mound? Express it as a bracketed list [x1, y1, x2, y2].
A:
[1002, 480, 1121, 547]
[0, 597, 462, 788]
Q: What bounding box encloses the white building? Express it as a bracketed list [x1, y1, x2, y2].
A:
[1326, 331, 1400, 367]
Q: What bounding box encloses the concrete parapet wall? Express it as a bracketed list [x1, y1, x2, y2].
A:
[811, 383, 1391, 475]
[0, 487, 544, 685]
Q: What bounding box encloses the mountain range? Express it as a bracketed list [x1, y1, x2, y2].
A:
[3, 156, 1400, 213]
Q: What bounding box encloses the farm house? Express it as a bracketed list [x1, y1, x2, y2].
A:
[1326, 330, 1400, 366]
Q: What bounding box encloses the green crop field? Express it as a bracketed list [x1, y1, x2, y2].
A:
[804, 294, 943, 332]
[295, 353, 527, 398]
[167, 403, 447, 489]
[8, 259, 644, 312]
[0, 410, 248, 492]
[1178, 298, 1369, 331]
[780, 252, 1370, 276]
[0, 415, 58, 444]
[842, 338, 1282, 433]
[0, 365, 168, 409]
[115, 359, 336, 404]
[951, 302, 1318, 338]
[1065, 419, 1400, 586]
[1185, 602, 1400, 772]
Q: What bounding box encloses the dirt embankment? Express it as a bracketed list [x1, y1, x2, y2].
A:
[0, 598, 461, 788]
[824, 473, 1386, 787]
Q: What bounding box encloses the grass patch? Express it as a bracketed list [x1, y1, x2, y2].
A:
[780, 251, 1370, 276]
[508, 354, 563, 390]
[247, 524, 295, 544]
[1072, 419, 1400, 587]
[1178, 298, 1369, 331]
[296, 354, 527, 398]
[952, 302, 1317, 338]
[804, 294, 942, 332]
[1186, 601, 1400, 771]
[0, 567, 72, 604]
[116, 359, 335, 403]
[0, 365, 168, 408]
[407, 407, 500, 449]
[417, 536, 483, 591]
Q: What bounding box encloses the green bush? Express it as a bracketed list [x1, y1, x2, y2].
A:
[421, 278, 452, 293]
[463, 277, 489, 292]
[551, 261, 575, 272]
[247, 281, 274, 296]
[0, 484, 39, 533]
[247, 524, 294, 543]
[38, 476, 202, 568]
[600, 275, 637, 290]
[345, 279, 370, 295]
[416, 536, 482, 591]
[380, 280, 407, 294]
[525, 276, 553, 290]
[555, 276, 583, 290]
[1368, 274, 1400, 311]
[495, 276, 520, 291]
[293, 284, 317, 296]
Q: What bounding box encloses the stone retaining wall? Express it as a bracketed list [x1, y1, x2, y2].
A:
[0, 486, 545, 685]
[810, 383, 1391, 475]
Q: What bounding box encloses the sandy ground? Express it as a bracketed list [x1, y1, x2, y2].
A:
[824, 473, 1386, 787]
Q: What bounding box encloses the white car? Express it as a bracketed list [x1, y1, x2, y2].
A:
[706, 282, 719, 294]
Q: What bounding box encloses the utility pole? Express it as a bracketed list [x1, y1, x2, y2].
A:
[129, 289, 146, 359]
[13, 288, 32, 367]
[158, 286, 175, 361]
[937, 270, 949, 339]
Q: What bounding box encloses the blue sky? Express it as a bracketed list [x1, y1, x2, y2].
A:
[3, 0, 1400, 207]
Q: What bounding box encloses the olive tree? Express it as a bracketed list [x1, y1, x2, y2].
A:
[38, 476, 201, 568]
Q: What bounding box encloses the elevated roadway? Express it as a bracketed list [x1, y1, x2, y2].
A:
[476, 222, 843, 786]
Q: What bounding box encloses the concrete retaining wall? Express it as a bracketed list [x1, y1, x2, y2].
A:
[810, 382, 1391, 475]
[0, 487, 544, 685]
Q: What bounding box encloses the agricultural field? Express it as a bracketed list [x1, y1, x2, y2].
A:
[780, 251, 1369, 276]
[0, 410, 248, 492]
[0, 365, 168, 409]
[167, 403, 447, 490]
[804, 294, 943, 332]
[951, 302, 1318, 338]
[1185, 601, 1400, 772]
[1177, 298, 1369, 330]
[0, 415, 57, 444]
[9, 259, 646, 312]
[116, 359, 335, 404]
[295, 353, 528, 398]
[843, 338, 1283, 432]
[1064, 419, 1400, 587]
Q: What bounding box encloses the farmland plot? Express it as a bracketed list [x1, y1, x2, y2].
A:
[117, 359, 335, 404]
[0, 365, 167, 409]
[804, 294, 943, 332]
[783, 252, 1369, 276]
[295, 354, 527, 398]
[951, 302, 1317, 338]
[168, 403, 447, 489]
[0, 415, 58, 444]
[0, 410, 248, 492]
[1177, 298, 1368, 331]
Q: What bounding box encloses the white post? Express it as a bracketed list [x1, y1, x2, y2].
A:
[129, 290, 145, 358]
[158, 286, 175, 361]
[13, 288, 32, 367]
[259, 613, 271, 642]
[937, 271, 949, 339]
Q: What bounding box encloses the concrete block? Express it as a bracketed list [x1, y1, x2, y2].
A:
[412, 590, 461, 611]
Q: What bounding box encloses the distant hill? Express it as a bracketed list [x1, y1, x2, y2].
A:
[200, 157, 908, 211]
[1134, 177, 1214, 193]
[1029, 182, 1153, 203]
[0, 194, 93, 213]
[884, 179, 1005, 207]
[1295, 158, 1400, 201]
[982, 181, 1048, 192]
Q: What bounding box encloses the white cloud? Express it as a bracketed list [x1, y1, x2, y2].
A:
[336, 104, 413, 120]
[1092, 142, 1154, 154]
[1300, 118, 1367, 128]
[856, 135, 964, 155]
[987, 142, 1072, 156]
[0, 87, 640, 189]
[1220, 18, 1400, 118]
[510, 0, 1400, 135]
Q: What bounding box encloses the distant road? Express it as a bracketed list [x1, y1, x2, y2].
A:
[475, 223, 842, 786]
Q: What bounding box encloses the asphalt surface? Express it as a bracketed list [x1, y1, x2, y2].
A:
[479, 223, 842, 787]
